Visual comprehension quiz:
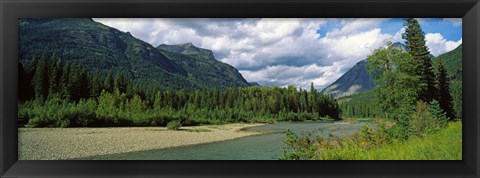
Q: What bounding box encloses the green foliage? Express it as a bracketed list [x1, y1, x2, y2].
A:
[166, 120, 182, 130]
[366, 43, 419, 120]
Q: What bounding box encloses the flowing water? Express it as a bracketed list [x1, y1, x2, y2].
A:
[86, 120, 371, 160]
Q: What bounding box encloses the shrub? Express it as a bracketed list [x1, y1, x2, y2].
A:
[166, 120, 182, 130]
[279, 129, 319, 160]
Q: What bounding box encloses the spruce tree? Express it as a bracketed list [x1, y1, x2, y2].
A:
[32, 56, 49, 100]
[90, 69, 104, 98]
[434, 60, 454, 120]
[104, 70, 114, 93]
[402, 18, 436, 102]
[59, 62, 71, 100]
[309, 82, 317, 113]
[114, 72, 128, 94]
[48, 57, 62, 97]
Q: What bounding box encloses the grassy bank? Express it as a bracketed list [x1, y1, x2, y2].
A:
[358, 121, 461, 160]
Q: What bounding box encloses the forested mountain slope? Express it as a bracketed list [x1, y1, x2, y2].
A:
[19, 18, 250, 90]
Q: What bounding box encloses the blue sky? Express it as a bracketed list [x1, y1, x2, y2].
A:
[94, 18, 462, 90]
[318, 18, 462, 41]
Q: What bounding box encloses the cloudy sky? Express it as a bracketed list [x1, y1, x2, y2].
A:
[93, 18, 462, 90]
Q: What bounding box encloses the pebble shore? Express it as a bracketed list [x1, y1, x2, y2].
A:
[18, 123, 263, 160]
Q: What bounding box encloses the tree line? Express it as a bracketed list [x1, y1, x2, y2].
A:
[18, 57, 340, 127]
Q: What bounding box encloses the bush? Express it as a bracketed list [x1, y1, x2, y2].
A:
[166, 120, 182, 130]
[409, 101, 442, 137]
[428, 100, 448, 128]
[27, 117, 50, 127]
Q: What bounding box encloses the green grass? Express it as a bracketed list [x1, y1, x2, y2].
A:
[357, 122, 462, 160]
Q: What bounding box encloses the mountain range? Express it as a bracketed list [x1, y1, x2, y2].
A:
[18, 18, 250, 90]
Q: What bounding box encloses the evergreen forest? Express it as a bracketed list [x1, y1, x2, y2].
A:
[18, 56, 340, 127]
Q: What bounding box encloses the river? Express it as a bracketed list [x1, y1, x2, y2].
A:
[86, 120, 371, 160]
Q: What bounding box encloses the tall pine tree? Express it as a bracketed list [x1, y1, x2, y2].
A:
[402, 18, 436, 102]
[434, 60, 454, 120]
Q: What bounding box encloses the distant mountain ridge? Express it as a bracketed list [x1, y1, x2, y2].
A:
[18, 18, 250, 90]
[321, 42, 408, 98]
[157, 43, 250, 89]
[158, 43, 215, 59]
[321, 60, 375, 98]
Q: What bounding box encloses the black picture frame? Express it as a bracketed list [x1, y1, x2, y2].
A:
[1, 0, 479, 177]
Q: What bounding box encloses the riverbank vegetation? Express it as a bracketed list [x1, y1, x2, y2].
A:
[18, 57, 340, 127]
[280, 119, 461, 160]
[280, 18, 461, 160]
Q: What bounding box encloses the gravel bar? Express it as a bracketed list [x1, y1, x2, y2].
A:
[18, 123, 264, 160]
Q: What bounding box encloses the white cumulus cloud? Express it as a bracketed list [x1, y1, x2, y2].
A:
[425, 33, 462, 56]
[93, 18, 460, 91]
